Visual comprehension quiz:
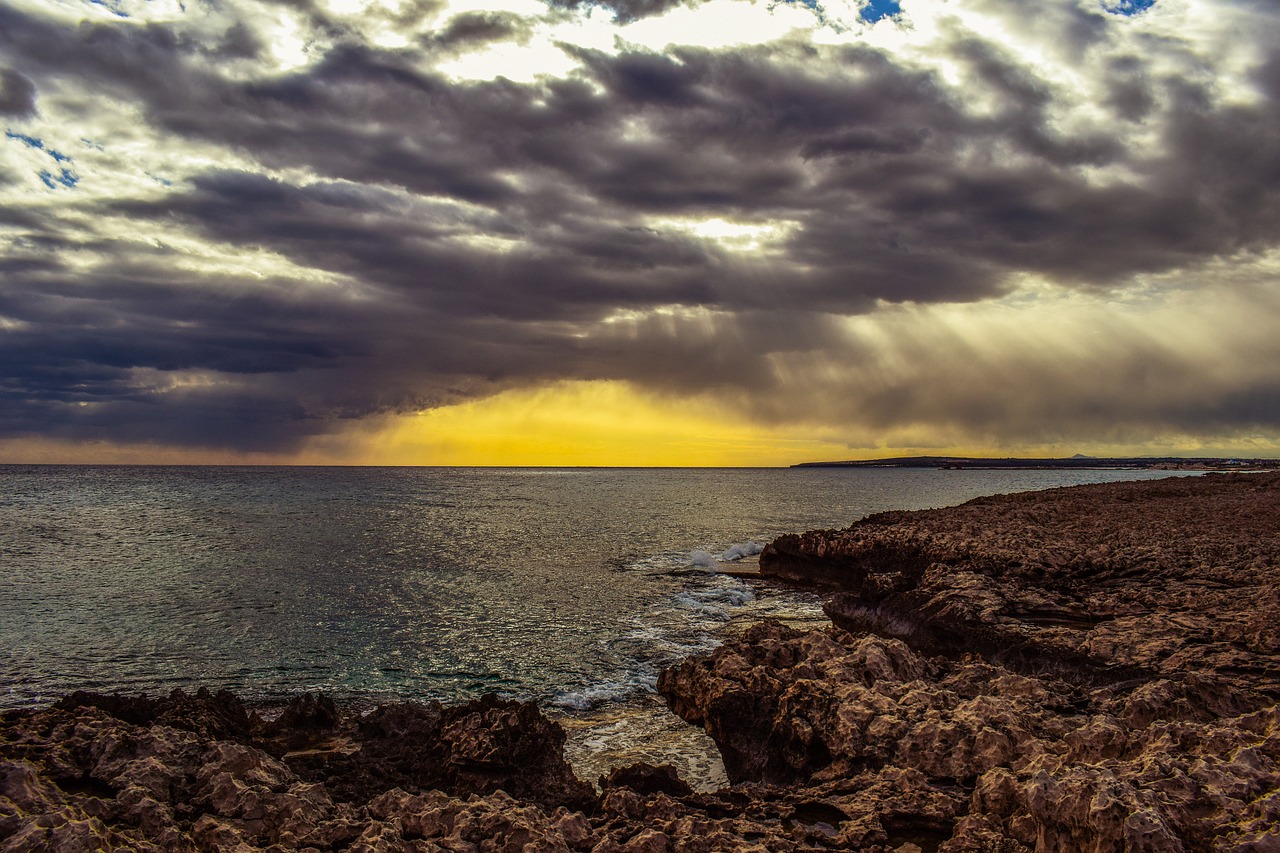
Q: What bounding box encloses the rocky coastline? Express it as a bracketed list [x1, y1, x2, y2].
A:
[5, 473, 1279, 851]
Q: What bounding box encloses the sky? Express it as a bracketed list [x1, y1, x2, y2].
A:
[2, 0, 1280, 465]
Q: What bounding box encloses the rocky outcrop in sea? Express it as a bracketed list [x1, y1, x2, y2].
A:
[4, 473, 1278, 851]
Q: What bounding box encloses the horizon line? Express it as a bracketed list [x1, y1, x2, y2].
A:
[4, 453, 1276, 470]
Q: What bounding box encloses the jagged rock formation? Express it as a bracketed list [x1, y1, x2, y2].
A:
[659, 472, 1280, 851]
[660, 621, 1279, 850]
[4, 689, 941, 851]
[1, 689, 602, 851]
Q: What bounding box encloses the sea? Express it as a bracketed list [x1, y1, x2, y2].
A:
[0, 465, 1197, 787]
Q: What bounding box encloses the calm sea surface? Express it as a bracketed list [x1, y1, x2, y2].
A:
[0, 465, 1197, 783]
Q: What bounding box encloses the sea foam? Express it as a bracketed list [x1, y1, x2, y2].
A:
[688, 549, 717, 568]
[719, 541, 764, 561]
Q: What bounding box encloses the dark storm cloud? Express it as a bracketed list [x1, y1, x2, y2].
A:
[0, 388, 320, 452]
[118, 170, 722, 319]
[421, 11, 535, 52]
[3, 0, 1280, 451]
[0, 241, 355, 386]
[0, 69, 37, 117]
[1103, 55, 1156, 120]
[547, 0, 700, 23]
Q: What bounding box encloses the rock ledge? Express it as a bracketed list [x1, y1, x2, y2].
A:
[660, 473, 1280, 851]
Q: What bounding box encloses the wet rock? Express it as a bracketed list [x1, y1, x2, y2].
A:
[662, 618, 1280, 849]
[600, 763, 693, 798]
[282, 693, 595, 811]
[55, 687, 255, 741]
[266, 693, 339, 739]
[3, 690, 1007, 850]
[437, 693, 594, 809]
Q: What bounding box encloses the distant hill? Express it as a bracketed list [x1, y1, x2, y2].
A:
[791, 455, 1280, 470]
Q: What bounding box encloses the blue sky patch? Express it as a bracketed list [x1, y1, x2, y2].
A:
[861, 0, 902, 23]
[38, 168, 80, 190]
[776, 0, 902, 28]
[1103, 0, 1156, 15]
[6, 130, 45, 150]
[9, 130, 79, 188]
[7, 130, 72, 164]
[85, 0, 131, 18]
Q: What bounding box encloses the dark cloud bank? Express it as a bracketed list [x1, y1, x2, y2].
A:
[2, 0, 1280, 453]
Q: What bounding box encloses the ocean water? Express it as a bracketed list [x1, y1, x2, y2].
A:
[0, 465, 1195, 786]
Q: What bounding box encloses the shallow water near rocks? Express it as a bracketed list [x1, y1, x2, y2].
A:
[0, 465, 1197, 779]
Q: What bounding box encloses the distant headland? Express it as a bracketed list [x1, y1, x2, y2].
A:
[792, 454, 1280, 470]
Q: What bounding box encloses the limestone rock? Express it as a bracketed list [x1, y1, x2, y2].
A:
[600, 763, 693, 798]
[661, 473, 1280, 852]
[759, 472, 1280, 698]
[1, 693, 599, 852]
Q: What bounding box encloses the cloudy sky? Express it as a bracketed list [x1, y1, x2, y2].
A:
[2, 0, 1279, 465]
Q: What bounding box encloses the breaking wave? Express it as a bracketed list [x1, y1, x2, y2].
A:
[719, 541, 764, 561]
[688, 549, 717, 568]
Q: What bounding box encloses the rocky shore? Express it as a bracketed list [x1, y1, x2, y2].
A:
[5, 473, 1279, 851]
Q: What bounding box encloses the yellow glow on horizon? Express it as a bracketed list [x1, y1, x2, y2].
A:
[5, 385, 1280, 467]
[337, 381, 854, 466]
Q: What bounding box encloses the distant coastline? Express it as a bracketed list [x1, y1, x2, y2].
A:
[792, 454, 1280, 470]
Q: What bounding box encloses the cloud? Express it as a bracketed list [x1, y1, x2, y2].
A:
[422, 10, 537, 53]
[1, 0, 1279, 457]
[739, 275, 1280, 445]
[0, 68, 37, 117]
[547, 0, 704, 23]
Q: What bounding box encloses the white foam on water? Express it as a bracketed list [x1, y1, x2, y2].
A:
[690, 585, 756, 607]
[545, 542, 833, 795]
[549, 674, 660, 711]
[687, 549, 717, 568]
[671, 591, 733, 621]
[617, 620, 721, 660]
[719, 540, 764, 561]
[615, 551, 691, 573]
[554, 557, 771, 712]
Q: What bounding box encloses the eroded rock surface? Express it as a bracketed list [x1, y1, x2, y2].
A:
[659, 472, 1280, 851]
[1, 690, 603, 852]
[761, 472, 1280, 695]
[660, 621, 1280, 850]
[4, 690, 934, 851]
